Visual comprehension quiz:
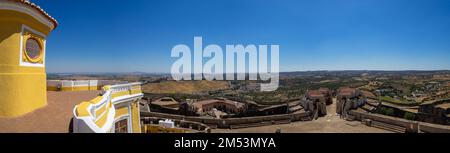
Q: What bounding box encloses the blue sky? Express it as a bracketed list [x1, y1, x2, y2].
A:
[37, 0, 450, 73]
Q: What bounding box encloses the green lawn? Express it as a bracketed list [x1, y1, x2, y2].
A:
[380, 96, 421, 106]
[380, 96, 403, 103]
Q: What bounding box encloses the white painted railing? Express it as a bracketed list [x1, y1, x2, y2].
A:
[47, 80, 126, 91]
[72, 82, 143, 133]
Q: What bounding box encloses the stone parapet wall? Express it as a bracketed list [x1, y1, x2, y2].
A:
[141, 111, 311, 129]
[141, 117, 210, 133]
[418, 122, 450, 133]
[349, 110, 450, 133]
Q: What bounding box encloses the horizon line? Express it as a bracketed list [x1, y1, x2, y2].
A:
[47, 69, 450, 74]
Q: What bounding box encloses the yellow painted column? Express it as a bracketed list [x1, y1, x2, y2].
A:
[0, 1, 57, 117]
[131, 101, 141, 133]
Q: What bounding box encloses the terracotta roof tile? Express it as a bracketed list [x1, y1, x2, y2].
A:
[9, 0, 58, 29]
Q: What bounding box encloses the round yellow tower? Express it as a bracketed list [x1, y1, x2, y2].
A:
[0, 0, 58, 117]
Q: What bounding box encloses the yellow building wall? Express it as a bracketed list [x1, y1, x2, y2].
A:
[114, 106, 129, 119]
[113, 102, 141, 133]
[46, 86, 59, 91]
[143, 125, 188, 133]
[0, 10, 52, 117]
[94, 104, 111, 128]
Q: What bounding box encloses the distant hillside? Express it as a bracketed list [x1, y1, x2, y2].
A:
[142, 80, 229, 94]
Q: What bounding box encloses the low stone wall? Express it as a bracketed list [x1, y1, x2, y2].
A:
[47, 80, 126, 91]
[349, 110, 419, 132]
[149, 104, 180, 114]
[349, 110, 450, 133]
[140, 111, 311, 129]
[141, 117, 211, 133]
[418, 122, 450, 133]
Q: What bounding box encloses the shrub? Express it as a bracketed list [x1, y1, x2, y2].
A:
[380, 108, 395, 116]
[403, 112, 416, 120]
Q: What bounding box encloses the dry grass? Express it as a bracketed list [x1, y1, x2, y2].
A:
[143, 80, 230, 94]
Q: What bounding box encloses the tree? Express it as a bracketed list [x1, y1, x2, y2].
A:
[403, 112, 416, 120]
[380, 107, 395, 116]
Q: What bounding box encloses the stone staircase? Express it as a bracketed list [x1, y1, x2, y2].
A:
[288, 101, 304, 113]
[361, 104, 376, 112]
[359, 101, 380, 113]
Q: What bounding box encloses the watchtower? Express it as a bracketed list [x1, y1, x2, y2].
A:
[0, 0, 57, 117]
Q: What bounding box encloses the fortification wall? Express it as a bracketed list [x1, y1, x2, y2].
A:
[349, 110, 450, 133]
[418, 122, 450, 133]
[141, 117, 210, 133]
[140, 111, 311, 129]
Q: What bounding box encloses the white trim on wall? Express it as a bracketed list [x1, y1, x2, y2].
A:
[113, 115, 130, 133]
[19, 24, 46, 67]
[127, 105, 132, 133]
